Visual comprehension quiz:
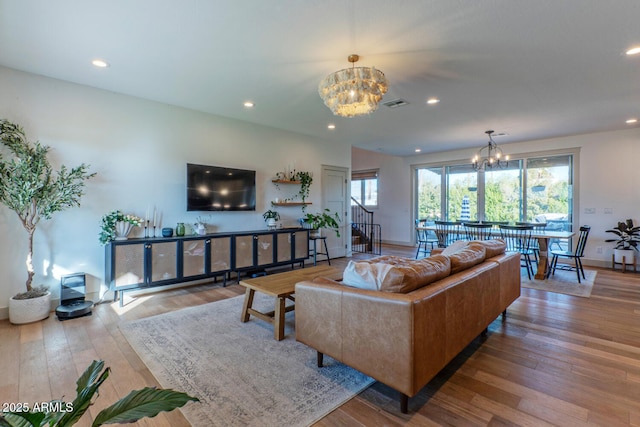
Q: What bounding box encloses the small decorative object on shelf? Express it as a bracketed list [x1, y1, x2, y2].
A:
[263, 209, 280, 230]
[99, 210, 143, 244]
[194, 215, 210, 235]
[176, 222, 186, 236]
[162, 227, 173, 237]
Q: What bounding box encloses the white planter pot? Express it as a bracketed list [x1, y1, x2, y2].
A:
[114, 221, 133, 240]
[9, 291, 52, 324]
[266, 218, 277, 230]
[310, 228, 321, 238]
[614, 248, 635, 264]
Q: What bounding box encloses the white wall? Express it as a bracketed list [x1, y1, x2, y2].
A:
[353, 128, 640, 267]
[0, 66, 350, 318]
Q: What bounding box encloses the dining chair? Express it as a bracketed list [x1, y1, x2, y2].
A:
[499, 224, 535, 279]
[434, 220, 462, 248]
[464, 222, 494, 241]
[549, 225, 591, 283]
[516, 221, 547, 264]
[415, 219, 438, 258]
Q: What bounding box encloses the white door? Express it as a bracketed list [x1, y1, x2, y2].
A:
[322, 165, 348, 258]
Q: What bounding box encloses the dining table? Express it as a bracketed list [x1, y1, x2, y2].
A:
[417, 225, 575, 280]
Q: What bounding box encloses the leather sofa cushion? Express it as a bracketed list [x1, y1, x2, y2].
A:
[342, 254, 451, 293]
[448, 242, 487, 274]
[474, 238, 506, 258]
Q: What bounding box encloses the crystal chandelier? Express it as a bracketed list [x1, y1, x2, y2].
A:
[472, 130, 510, 171]
[318, 54, 388, 118]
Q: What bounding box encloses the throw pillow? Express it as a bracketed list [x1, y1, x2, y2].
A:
[342, 260, 403, 291]
[448, 242, 487, 274]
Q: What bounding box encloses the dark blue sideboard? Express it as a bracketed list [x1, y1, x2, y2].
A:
[105, 228, 310, 305]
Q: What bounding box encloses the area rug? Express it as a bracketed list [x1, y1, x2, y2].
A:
[521, 268, 597, 298]
[119, 293, 374, 427]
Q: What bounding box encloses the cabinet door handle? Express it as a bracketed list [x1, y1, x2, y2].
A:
[205, 239, 211, 244]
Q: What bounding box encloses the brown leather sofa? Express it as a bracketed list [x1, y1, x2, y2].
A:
[295, 240, 521, 413]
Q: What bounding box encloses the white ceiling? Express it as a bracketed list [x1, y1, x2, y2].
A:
[1, 0, 639, 156]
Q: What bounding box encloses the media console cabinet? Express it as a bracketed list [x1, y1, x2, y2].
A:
[105, 228, 310, 305]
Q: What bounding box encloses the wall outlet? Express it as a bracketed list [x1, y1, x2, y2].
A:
[584, 207, 596, 214]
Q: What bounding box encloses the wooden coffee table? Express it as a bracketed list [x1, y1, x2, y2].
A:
[239, 265, 342, 340]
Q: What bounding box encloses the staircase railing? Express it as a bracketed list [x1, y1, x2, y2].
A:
[350, 197, 381, 255]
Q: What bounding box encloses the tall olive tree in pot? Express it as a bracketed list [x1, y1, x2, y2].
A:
[0, 119, 95, 323]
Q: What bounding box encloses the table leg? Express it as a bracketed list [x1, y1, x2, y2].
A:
[274, 296, 286, 341]
[241, 288, 255, 322]
[535, 237, 550, 280]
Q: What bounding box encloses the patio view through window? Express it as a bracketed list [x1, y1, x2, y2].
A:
[415, 154, 573, 232]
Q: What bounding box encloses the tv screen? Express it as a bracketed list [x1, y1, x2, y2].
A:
[187, 163, 256, 211]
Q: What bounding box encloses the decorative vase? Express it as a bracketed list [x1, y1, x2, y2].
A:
[176, 222, 185, 236]
[266, 218, 276, 230]
[9, 291, 52, 324]
[162, 227, 173, 237]
[114, 221, 133, 240]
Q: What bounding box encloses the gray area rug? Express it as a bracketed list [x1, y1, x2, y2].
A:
[521, 268, 596, 298]
[120, 293, 374, 427]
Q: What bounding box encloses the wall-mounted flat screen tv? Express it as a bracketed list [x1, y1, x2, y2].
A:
[187, 163, 256, 211]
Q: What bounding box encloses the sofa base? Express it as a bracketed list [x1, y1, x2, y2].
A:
[316, 307, 512, 414]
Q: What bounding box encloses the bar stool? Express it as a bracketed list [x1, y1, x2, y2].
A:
[309, 236, 331, 265]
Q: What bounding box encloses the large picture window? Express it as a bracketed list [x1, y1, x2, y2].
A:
[415, 153, 574, 232]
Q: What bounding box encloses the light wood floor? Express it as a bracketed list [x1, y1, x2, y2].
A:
[2, 245, 640, 426]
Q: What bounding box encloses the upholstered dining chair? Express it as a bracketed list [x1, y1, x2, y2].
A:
[549, 225, 591, 283]
[415, 219, 438, 258]
[434, 220, 462, 248]
[499, 224, 535, 279]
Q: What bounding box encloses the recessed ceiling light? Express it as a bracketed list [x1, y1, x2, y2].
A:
[626, 47, 640, 55]
[415, 148, 421, 153]
[91, 59, 109, 68]
[426, 98, 440, 104]
[327, 124, 336, 130]
[243, 101, 254, 108]
[626, 118, 637, 124]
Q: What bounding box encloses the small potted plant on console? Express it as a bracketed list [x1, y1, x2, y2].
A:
[263, 209, 280, 230]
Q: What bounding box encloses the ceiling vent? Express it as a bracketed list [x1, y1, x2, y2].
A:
[383, 98, 409, 109]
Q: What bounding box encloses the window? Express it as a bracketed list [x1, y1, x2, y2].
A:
[351, 169, 378, 207]
[415, 153, 574, 231]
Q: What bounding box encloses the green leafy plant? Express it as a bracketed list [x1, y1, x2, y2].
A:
[0, 119, 95, 296]
[295, 171, 313, 203]
[99, 210, 144, 245]
[262, 209, 280, 221]
[301, 209, 341, 237]
[0, 359, 198, 427]
[605, 219, 640, 251]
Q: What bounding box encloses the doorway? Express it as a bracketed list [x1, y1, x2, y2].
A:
[321, 165, 348, 258]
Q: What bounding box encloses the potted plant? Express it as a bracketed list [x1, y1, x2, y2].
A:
[1, 359, 198, 426]
[605, 219, 640, 264]
[263, 209, 280, 230]
[300, 209, 341, 238]
[295, 171, 313, 204]
[0, 119, 95, 324]
[99, 210, 144, 244]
